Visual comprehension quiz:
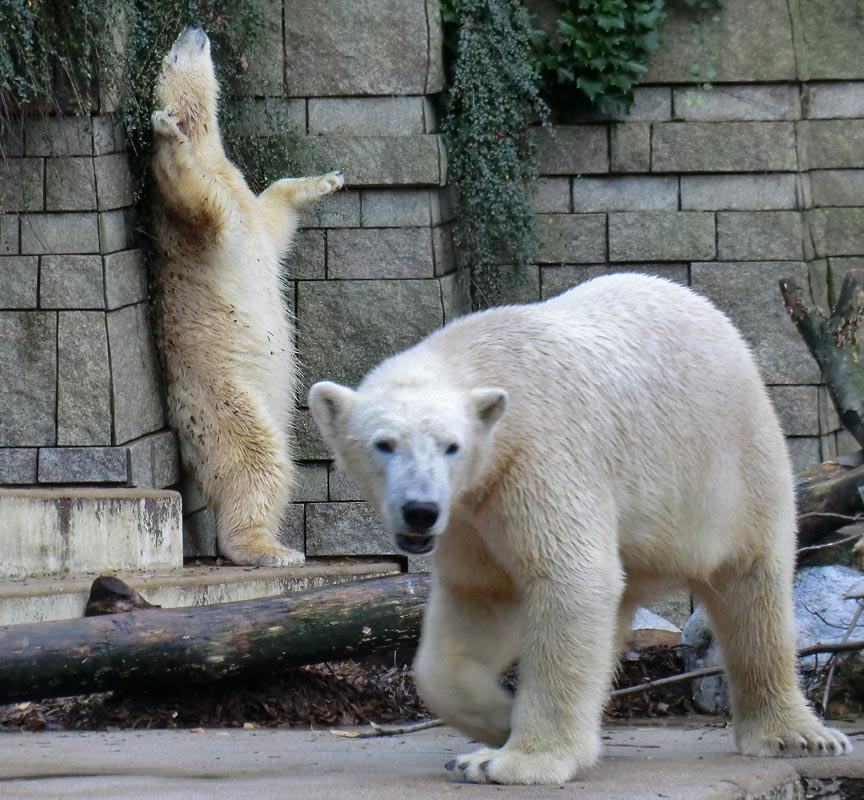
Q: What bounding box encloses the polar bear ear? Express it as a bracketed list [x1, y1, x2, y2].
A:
[470, 387, 508, 429]
[308, 381, 357, 438]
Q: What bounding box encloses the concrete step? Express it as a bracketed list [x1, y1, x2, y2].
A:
[0, 487, 182, 578]
[0, 558, 403, 626]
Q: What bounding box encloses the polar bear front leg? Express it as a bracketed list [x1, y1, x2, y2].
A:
[448, 562, 622, 785]
[414, 583, 520, 747]
[258, 171, 345, 212]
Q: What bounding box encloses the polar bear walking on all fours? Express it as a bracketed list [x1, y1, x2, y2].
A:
[151, 27, 343, 566]
[309, 273, 852, 785]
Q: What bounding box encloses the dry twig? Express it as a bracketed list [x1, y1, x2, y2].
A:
[330, 719, 445, 738]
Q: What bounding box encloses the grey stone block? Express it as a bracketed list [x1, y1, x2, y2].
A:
[572, 176, 678, 212]
[278, 502, 305, 554]
[126, 429, 180, 489]
[672, 85, 800, 121]
[836, 429, 860, 459]
[45, 157, 96, 211]
[21, 213, 99, 255]
[609, 212, 715, 262]
[432, 225, 455, 276]
[305, 502, 392, 556]
[690, 261, 819, 384]
[768, 385, 820, 437]
[297, 279, 443, 395]
[798, 120, 864, 170]
[361, 189, 435, 227]
[809, 208, 864, 258]
[328, 228, 434, 279]
[183, 506, 217, 558]
[805, 82, 864, 119]
[681, 174, 798, 211]
[645, 0, 796, 83]
[536, 126, 608, 175]
[0, 256, 38, 308]
[104, 249, 147, 310]
[94, 154, 133, 211]
[541, 264, 689, 300]
[98, 209, 132, 253]
[301, 135, 446, 187]
[0, 448, 37, 484]
[0, 312, 56, 446]
[300, 191, 361, 228]
[610, 123, 650, 173]
[628, 87, 672, 121]
[284, 0, 443, 96]
[40, 255, 104, 309]
[786, 437, 822, 473]
[818, 384, 841, 435]
[440, 268, 472, 323]
[57, 311, 111, 446]
[810, 170, 864, 207]
[233, 0, 283, 96]
[0, 119, 24, 158]
[296, 462, 329, 502]
[287, 229, 326, 280]
[0, 158, 44, 213]
[92, 116, 126, 156]
[309, 97, 428, 135]
[528, 178, 570, 213]
[37, 447, 129, 483]
[25, 117, 92, 156]
[535, 214, 606, 263]
[717, 211, 804, 260]
[652, 122, 797, 172]
[107, 303, 166, 445]
[794, 0, 864, 80]
[475, 264, 540, 307]
[328, 466, 362, 502]
[226, 98, 306, 137]
[0, 215, 18, 255]
[295, 408, 329, 461]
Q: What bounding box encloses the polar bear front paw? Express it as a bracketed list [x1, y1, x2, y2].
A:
[445, 746, 577, 785]
[151, 108, 187, 143]
[221, 541, 306, 568]
[316, 170, 345, 196]
[738, 723, 852, 758]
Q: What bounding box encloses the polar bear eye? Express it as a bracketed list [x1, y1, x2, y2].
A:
[445, 443, 460, 455]
[374, 440, 395, 454]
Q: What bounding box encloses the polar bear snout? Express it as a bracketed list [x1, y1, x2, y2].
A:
[402, 501, 440, 533]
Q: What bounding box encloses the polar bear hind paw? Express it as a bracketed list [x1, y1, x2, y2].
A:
[739, 724, 852, 758]
[446, 747, 576, 785]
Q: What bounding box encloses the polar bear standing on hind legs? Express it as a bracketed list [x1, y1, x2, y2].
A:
[152, 27, 343, 566]
[309, 273, 852, 785]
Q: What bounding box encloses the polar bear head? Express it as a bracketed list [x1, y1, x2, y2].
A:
[309, 380, 507, 555]
[154, 26, 219, 144]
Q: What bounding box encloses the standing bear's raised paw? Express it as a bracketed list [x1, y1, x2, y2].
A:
[151, 108, 187, 142]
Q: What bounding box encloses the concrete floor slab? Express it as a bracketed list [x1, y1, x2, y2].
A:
[1, 719, 863, 799]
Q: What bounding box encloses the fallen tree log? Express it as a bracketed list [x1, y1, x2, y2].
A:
[0, 573, 429, 705]
[795, 451, 864, 548]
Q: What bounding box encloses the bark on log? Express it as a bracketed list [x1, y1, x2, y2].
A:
[0, 573, 429, 705]
[796, 451, 864, 547]
[780, 270, 864, 448]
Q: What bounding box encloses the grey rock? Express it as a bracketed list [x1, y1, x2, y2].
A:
[652, 122, 797, 172]
[104, 249, 147, 310]
[287, 229, 326, 280]
[98, 209, 132, 254]
[45, 157, 97, 211]
[361, 189, 436, 227]
[21, 213, 100, 255]
[717, 211, 805, 260]
[107, 303, 166, 445]
[126, 429, 180, 489]
[691, 261, 819, 384]
[680, 604, 729, 715]
[0, 158, 44, 213]
[284, 0, 444, 96]
[810, 170, 864, 207]
[672, 85, 800, 121]
[535, 213, 606, 263]
[681, 174, 798, 211]
[768, 385, 820, 437]
[0, 312, 57, 446]
[305, 502, 392, 556]
[536, 126, 608, 175]
[0, 256, 38, 308]
[0, 215, 18, 255]
[808, 208, 864, 257]
[57, 311, 112, 446]
[610, 123, 650, 173]
[25, 117, 92, 157]
[297, 279, 443, 396]
[609, 212, 715, 262]
[309, 97, 428, 135]
[572, 176, 678, 212]
[798, 120, 864, 170]
[94, 154, 133, 211]
[0, 448, 38, 484]
[328, 228, 434, 279]
[37, 447, 129, 483]
[299, 191, 361, 228]
[528, 178, 570, 213]
[40, 255, 104, 309]
[805, 82, 864, 119]
[541, 264, 689, 300]
[296, 462, 329, 502]
[794, 0, 864, 80]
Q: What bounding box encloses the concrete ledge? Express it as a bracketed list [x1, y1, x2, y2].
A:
[0, 487, 182, 579]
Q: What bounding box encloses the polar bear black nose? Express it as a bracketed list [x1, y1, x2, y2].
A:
[402, 501, 439, 533]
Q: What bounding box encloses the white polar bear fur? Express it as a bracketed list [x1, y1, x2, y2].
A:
[151, 27, 343, 566]
[309, 273, 851, 784]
